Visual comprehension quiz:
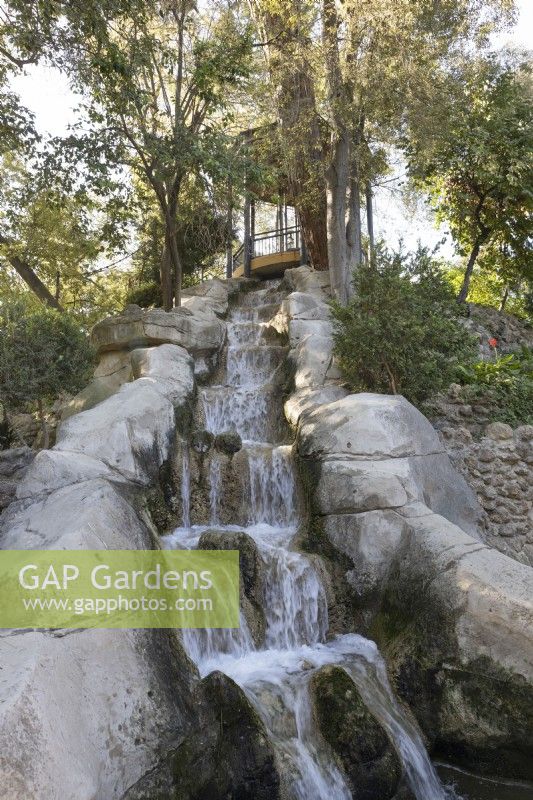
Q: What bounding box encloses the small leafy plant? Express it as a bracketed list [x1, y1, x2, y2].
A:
[456, 348, 533, 426]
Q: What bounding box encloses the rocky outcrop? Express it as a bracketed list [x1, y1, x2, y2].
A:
[281, 266, 533, 781]
[465, 303, 533, 359]
[0, 343, 199, 799]
[62, 278, 240, 421]
[310, 665, 406, 800]
[124, 671, 283, 800]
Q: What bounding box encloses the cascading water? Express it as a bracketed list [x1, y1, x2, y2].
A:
[164, 282, 455, 799]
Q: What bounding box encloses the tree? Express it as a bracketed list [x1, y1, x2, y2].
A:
[251, 0, 515, 304]
[331, 247, 478, 404]
[0, 303, 96, 447]
[47, 0, 252, 310]
[407, 55, 533, 304]
[0, 154, 131, 321]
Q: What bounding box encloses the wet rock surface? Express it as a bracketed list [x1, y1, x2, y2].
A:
[199, 528, 266, 646]
[311, 665, 406, 800]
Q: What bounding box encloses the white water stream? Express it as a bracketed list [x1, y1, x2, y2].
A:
[164, 283, 454, 799]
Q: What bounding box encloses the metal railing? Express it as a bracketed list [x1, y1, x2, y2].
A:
[233, 225, 301, 273]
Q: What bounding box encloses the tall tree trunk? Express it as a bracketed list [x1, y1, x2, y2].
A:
[160, 236, 172, 311]
[499, 285, 509, 312]
[253, 1, 329, 270]
[346, 171, 362, 299]
[326, 131, 350, 304]
[457, 233, 486, 304]
[0, 235, 63, 311]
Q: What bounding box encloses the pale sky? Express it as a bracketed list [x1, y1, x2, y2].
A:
[8, 0, 533, 258]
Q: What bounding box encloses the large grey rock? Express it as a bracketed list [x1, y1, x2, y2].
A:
[281, 265, 331, 297]
[0, 627, 194, 800]
[0, 342, 199, 799]
[377, 510, 533, 780]
[199, 528, 265, 646]
[15, 450, 126, 501]
[91, 304, 225, 358]
[0, 477, 196, 800]
[299, 394, 444, 460]
[289, 333, 337, 390]
[181, 277, 237, 317]
[126, 671, 283, 800]
[284, 385, 348, 428]
[56, 346, 194, 485]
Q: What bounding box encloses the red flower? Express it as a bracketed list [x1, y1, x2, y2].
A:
[488, 337, 498, 348]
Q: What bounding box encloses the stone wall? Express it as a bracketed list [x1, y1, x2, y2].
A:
[441, 421, 533, 566]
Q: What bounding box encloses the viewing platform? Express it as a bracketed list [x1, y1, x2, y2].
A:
[232, 225, 303, 279]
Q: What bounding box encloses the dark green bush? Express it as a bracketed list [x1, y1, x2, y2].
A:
[0, 302, 96, 446]
[124, 280, 162, 308]
[331, 248, 478, 406]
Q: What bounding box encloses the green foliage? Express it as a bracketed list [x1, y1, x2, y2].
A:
[332, 247, 478, 405]
[0, 302, 96, 413]
[407, 55, 533, 300]
[456, 348, 533, 426]
[444, 264, 531, 319]
[124, 280, 162, 309]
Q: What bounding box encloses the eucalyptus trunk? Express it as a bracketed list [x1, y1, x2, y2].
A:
[326, 130, 350, 304]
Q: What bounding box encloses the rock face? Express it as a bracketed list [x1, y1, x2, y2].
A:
[124, 671, 283, 800]
[63, 278, 238, 421]
[310, 665, 405, 800]
[0, 446, 35, 511]
[281, 266, 533, 781]
[0, 344, 199, 799]
[199, 528, 266, 646]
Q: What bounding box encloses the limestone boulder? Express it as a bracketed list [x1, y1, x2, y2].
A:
[289, 333, 337, 390]
[56, 346, 194, 485]
[280, 265, 331, 298]
[91, 303, 225, 358]
[284, 385, 348, 428]
[199, 528, 265, 646]
[376, 510, 533, 781]
[299, 394, 443, 460]
[15, 450, 127, 501]
[181, 277, 237, 317]
[126, 671, 283, 800]
[0, 476, 197, 800]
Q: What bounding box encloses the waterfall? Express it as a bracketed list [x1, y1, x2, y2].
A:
[181, 443, 191, 529]
[164, 282, 454, 800]
[209, 455, 222, 525]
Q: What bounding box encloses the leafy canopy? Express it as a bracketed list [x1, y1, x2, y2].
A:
[407, 55, 533, 297]
[332, 248, 478, 405]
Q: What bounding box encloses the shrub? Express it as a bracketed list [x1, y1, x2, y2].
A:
[456, 348, 533, 426]
[331, 248, 478, 406]
[0, 303, 96, 447]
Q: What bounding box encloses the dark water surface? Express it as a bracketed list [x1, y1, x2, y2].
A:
[436, 763, 533, 800]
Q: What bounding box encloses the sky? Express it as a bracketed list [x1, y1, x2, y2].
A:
[8, 0, 533, 258]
